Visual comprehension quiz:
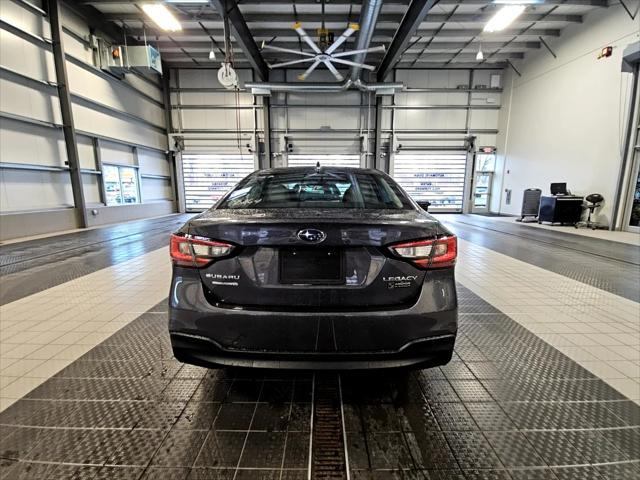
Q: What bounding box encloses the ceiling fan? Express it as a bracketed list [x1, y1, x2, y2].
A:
[262, 22, 385, 81]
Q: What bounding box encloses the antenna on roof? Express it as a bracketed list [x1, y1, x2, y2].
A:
[315, 161, 321, 173]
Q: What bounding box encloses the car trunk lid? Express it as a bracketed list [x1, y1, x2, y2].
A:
[187, 209, 446, 310]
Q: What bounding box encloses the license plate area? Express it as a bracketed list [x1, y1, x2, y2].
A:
[279, 247, 344, 285]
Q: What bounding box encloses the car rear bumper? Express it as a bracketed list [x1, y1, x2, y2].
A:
[168, 266, 457, 369]
[170, 331, 455, 369]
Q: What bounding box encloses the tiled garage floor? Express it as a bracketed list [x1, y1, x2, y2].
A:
[0, 213, 638, 479]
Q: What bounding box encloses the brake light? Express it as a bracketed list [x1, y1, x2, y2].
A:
[170, 234, 234, 267]
[389, 236, 457, 269]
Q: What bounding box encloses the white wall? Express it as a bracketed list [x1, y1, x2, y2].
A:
[0, 0, 175, 239]
[494, 4, 640, 224]
[171, 67, 503, 172]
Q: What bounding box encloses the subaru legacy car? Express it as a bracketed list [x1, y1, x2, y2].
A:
[169, 166, 457, 369]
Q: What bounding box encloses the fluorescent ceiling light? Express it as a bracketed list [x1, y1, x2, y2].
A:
[142, 4, 182, 32]
[493, 0, 542, 3]
[484, 5, 526, 33]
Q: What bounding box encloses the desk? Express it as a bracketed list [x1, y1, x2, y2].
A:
[538, 195, 583, 225]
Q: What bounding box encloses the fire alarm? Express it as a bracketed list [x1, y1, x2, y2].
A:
[598, 46, 612, 59]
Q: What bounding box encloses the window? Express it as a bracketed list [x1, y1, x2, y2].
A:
[219, 171, 411, 210]
[103, 165, 140, 206]
[476, 153, 496, 172]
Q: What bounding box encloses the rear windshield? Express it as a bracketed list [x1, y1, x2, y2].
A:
[218, 171, 413, 210]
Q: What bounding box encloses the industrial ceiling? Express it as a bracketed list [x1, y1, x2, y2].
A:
[81, 0, 607, 78]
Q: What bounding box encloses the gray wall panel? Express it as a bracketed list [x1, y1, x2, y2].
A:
[0, 0, 176, 240]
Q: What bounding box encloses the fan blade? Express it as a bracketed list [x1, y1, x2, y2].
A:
[293, 22, 322, 54]
[331, 45, 386, 58]
[329, 58, 376, 71]
[324, 22, 359, 55]
[262, 44, 316, 57]
[269, 57, 316, 69]
[323, 60, 344, 81]
[298, 59, 322, 80]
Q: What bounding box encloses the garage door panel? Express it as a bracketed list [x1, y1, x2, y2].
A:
[182, 154, 255, 211]
[393, 152, 467, 212]
[287, 154, 360, 168]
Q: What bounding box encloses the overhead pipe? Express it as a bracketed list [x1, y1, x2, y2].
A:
[245, 79, 404, 94]
[247, 80, 353, 93]
[349, 0, 383, 82]
[245, 0, 403, 94]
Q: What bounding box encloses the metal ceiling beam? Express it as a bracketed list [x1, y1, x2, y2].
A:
[208, 0, 269, 80]
[102, 12, 584, 24]
[396, 61, 508, 69]
[156, 40, 542, 52]
[84, 0, 607, 6]
[129, 27, 562, 39]
[163, 51, 522, 62]
[376, 0, 439, 81]
[165, 61, 509, 69]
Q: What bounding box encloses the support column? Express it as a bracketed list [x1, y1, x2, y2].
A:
[374, 96, 384, 172]
[162, 63, 181, 212]
[261, 96, 272, 169]
[48, 0, 87, 227]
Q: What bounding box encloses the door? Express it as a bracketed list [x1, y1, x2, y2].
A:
[472, 172, 493, 213]
[471, 150, 496, 214]
[622, 66, 640, 233]
[181, 153, 255, 212]
[625, 149, 640, 233]
[392, 151, 468, 212]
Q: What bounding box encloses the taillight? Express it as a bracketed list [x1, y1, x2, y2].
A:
[170, 234, 234, 267]
[389, 236, 457, 269]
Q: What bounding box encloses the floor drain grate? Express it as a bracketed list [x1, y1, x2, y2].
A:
[311, 374, 348, 480]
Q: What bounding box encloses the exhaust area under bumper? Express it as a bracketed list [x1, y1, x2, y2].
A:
[170, 331, 456, 370]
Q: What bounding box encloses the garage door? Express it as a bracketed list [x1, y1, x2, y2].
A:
[287, 154, 361, 168]
[182, 154, 255, 211]
[393, 152, 467, 212]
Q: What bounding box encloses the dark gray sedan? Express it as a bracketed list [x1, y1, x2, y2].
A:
[169, 166, 457, 369]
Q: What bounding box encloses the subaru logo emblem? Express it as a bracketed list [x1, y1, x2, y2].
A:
[297, 228, 326, 243]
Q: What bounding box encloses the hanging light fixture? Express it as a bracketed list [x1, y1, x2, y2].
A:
[209, 40, 216, 60]
[476, 43, 484, 61]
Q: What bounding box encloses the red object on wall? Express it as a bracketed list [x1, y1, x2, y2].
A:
[598, 46, 612, 59]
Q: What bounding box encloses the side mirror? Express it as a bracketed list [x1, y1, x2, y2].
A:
[417, 200, 431, 212]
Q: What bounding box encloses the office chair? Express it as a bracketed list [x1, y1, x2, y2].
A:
[575, 193, 604, 230]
